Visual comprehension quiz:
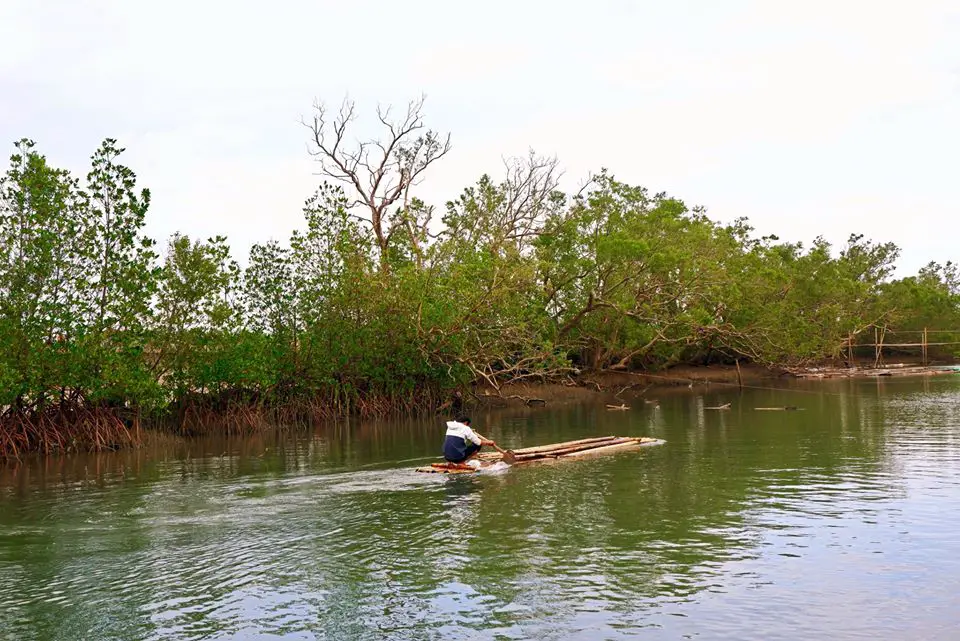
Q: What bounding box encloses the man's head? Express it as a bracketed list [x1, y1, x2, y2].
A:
[456, 415, 471, 426]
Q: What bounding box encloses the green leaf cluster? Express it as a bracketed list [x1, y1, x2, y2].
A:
[2, 138, 957, 453]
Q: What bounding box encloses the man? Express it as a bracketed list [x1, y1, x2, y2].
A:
[443, 416, 496, 467]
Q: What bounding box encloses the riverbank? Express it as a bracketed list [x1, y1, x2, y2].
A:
[3, 360, 958, 460]
[470, 363, 773, 409]
[476, 360, 960, 409]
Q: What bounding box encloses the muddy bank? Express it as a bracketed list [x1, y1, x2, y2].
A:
[473, 361, 960, 409]
[472, 363, 783, 409]
[6, 360, 958, 460]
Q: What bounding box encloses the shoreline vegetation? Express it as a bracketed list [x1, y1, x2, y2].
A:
[3, 96, 960, 459]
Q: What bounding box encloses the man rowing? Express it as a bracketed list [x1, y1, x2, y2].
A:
[443, 416, 498, 468]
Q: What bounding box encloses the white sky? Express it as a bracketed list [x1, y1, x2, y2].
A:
[1, 0, 957, 275]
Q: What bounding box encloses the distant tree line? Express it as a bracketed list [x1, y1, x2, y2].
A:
[2, 97, 958, 455]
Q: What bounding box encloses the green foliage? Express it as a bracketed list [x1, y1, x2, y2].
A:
[0, 139, 161, 454]
[154, 233, 240, 399]
[0, 139, 86, 408]
[877, 261, 960, 357]
[0, 135, 956, 455]
[719, 233, 900, 363]
[76, 138, 161, 405]
[535, 171, 745, 369]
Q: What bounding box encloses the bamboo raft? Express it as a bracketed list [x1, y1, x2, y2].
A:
[416, 435, 663, 474]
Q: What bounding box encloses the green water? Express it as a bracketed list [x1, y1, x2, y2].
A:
[2, 377, 960, 640]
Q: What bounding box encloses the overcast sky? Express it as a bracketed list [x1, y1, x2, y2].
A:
[1, 0, 957, 274]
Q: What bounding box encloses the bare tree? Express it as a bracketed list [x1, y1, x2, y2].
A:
[498, 151, 563, 246]
[440, 150, 563, 254]
[302, 94, 451, 272]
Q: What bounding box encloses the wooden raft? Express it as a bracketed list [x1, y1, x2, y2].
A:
[416, 435, 660, 474]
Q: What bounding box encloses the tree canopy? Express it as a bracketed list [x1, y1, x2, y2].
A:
[1, 101, 957, 455]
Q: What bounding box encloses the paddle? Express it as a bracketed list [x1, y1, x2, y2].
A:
[475, 431, 517, 464]
[491, 443, 517, 464]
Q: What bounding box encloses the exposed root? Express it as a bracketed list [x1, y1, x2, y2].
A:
[0, 404, 141, 460]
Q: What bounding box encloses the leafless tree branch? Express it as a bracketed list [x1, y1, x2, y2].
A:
[301, 94, 451, 272]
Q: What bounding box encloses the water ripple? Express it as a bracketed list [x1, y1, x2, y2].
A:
[3, 380, 960, 639]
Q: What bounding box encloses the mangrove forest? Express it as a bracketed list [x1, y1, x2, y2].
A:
[2, 97, 959, 456]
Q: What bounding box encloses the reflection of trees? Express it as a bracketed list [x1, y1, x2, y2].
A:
[0, 378, 950, 639]
[426, 381, 914, 633]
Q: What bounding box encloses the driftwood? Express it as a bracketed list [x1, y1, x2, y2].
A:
[614, 383, 651, 398]
[505, 395, 547, 406]
[582, 379, 603, 392]
[605, 404, 629, 411]
[754, 406, 802, 411]
[706, 403, 731, 410]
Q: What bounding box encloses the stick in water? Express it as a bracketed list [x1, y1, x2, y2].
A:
[476, 431, 517, 464]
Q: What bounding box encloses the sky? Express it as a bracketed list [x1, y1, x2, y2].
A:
[1, 0, 958, 275]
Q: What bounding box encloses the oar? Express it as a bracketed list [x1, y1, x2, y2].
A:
[492, 443, 517, 464]
[476, 432, 517, 464]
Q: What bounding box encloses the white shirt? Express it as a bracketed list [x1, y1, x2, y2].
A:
[445, 420, 482, 445]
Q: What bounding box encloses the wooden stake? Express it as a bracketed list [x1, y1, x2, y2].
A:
[735, 359, 743, 391]
[874, 326, 880, 368]
[923, 327, 928, 365]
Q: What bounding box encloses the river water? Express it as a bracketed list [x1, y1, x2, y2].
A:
[2, 376, 960, 640]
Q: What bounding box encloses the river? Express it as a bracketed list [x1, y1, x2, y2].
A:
[2, 376, 960, 640]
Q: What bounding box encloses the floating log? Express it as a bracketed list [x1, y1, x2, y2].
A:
[606, 404, 629, 410]
[706, 403, 731, 410]
[505, 395, 547, 406]
[754, 406, 802, 411]
[416, 436, 661, 473]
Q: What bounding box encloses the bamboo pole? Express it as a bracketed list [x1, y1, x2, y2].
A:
[510, 436, 620, 456]
[879, 326, 885, 367]
[874, 326, 880, 368]
[873, 326, 886, 368]
[475, 436, 621, 460]
[557, 439, 649, 458]
[923, 327, 928, 365]
[511, 437, 636, 461]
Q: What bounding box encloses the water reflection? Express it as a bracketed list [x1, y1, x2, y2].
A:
[2, 376, 960, 639]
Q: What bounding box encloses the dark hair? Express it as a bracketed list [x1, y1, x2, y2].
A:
[455, 415, 471, 425]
